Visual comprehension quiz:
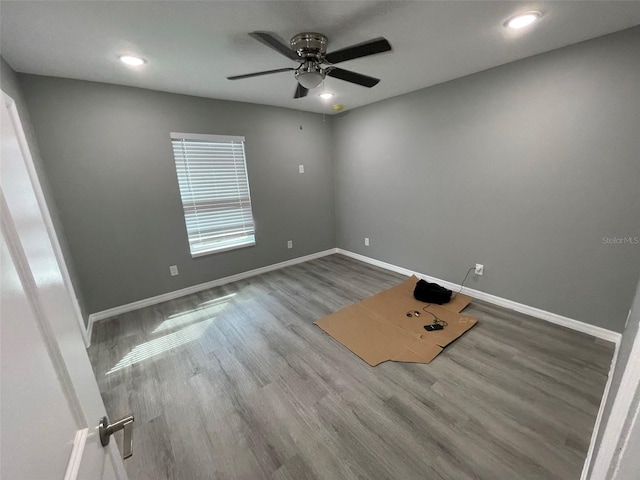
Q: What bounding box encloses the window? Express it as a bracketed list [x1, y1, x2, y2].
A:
[170, 132, 255, 257]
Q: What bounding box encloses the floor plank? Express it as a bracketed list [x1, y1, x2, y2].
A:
[87, 254, 614, 480]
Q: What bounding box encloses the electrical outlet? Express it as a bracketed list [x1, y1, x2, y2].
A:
[475, 264, 484, 276]
[298, 165, 304, 174]
[365, 237, 370, 246]
[287, 240, 293, 249]
[169, 265, 179, 276]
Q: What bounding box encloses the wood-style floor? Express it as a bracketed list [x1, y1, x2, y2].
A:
[88, 254, 614, 480]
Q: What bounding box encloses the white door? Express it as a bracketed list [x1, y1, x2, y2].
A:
[1, 91, 129, 479]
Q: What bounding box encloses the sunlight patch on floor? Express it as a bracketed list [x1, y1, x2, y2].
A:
[151, 293, 236, 334]
[107, 318, 214, 374]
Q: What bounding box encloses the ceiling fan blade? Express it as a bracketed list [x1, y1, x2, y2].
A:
[227, 67, 294, 80]
[326, 68, 380, 88]
[294, 84, 309, 99]
[324, 37, 391, 64]
[249, 31, 300, 61]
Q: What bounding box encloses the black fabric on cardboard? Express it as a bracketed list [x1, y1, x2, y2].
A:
[413, 279, 452, 305]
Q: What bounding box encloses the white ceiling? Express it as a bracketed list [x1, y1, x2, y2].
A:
[2, 1, 640, 114]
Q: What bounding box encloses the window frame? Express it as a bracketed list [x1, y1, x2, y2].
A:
[170, 132, 256, 258]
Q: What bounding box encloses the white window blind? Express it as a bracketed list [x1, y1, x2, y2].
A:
[170, 132, 255, 257]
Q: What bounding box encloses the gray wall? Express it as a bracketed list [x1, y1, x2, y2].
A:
[333, 27, 640, 333]
[1, 57, 89, 323]
[19, 76, 335, 315]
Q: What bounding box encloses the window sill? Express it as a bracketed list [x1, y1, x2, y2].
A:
[190, 240, 256, 258]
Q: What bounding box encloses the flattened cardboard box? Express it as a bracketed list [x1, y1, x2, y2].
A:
[314, 275, 477, 366]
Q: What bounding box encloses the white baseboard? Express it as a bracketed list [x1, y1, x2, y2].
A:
[87, 248, 337, 343]
[88, 247, 621, 346]
[336, 249, 622, 344]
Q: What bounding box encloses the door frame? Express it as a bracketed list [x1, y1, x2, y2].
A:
[2, 90, 90, 346]
[588, 299, 640, 479]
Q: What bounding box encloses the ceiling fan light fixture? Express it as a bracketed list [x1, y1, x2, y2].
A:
[296, 71, 324, 89]
[505, 11, 541, 29]
[118, 54, 146, 66]
[295, 60, 325, 89]
[319, 92, 334, 99]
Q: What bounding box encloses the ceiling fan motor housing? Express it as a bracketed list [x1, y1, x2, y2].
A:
[290, 32, 328, 59]
[291, 33, 328, 89]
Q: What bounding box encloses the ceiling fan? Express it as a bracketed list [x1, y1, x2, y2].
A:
[227, 32, 392, 98]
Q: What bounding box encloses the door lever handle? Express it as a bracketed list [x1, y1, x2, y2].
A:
[99, 415, 134, 459]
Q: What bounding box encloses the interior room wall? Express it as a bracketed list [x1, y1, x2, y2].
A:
[0, 57, 89, 323]
[19, 75, 335, 316]
[332, 27, 640, 332]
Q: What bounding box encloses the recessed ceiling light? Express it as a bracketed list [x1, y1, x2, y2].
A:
[319, 92, 334, 100]
[118, 55, 146, 66]
[505, 11, 541, 29]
